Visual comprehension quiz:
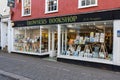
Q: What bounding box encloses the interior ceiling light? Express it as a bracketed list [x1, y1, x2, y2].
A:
[67, 24, 73, 28]
[104, 22, 106, 25]
[96, 25, 104, 29]
[93, 22, 95, 25]
[69, 29, 75, 32]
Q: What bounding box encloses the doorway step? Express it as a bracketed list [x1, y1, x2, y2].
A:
[2, 46, 8, 52]
[42, 57, 57, 62]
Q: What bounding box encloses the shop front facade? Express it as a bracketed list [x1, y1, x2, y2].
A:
[10, 0, 120, 70]
[10, 9, 120, 69]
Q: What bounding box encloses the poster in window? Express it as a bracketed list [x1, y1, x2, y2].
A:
[117, 30, 120, 37]
[100, 33, 105, 43]
[95, 33, 100, 42]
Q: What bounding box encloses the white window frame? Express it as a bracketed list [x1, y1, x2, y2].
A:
[78, 0, 98, 8]
[22, 0, 31, 16]
[45, 0, 58, 14]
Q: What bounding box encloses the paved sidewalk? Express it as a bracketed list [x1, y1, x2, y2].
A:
[0, 74, 17, 80]
[0, 70, 32, 80]
[0, 51, 120, 80]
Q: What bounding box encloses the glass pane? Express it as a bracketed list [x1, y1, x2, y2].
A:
[104, 22, 113, 60]
[23, 0, 31, 15]
[41, 29, 48, 53]
[48, 6, 51, 11]
[25, 27, 40, 53]
[81, 0, 85, 6]
[91, 0, 95, 4]
[53, 0, 57, 10]
[86, 0, 90, 5]
[61, 21, 113, 61]
[47, 0, 57, 11]
[14, 28, 25, 51]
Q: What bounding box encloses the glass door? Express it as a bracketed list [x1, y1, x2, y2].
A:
[41, 28, 49, 53]
[40, 25, 57, 57]
[49, 26, 57, 57]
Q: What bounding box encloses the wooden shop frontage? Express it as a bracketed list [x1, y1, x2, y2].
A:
[11, 9, 120, 71]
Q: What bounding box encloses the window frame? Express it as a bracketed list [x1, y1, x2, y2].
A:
[45, 0, 58, 14]
[78, 0, 98, 8]
[22, 0, 31, 16]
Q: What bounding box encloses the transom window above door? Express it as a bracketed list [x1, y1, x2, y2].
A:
[45, 0, 58, 13]
[22, 0, 31, 16]
[78, 0, 98, 8]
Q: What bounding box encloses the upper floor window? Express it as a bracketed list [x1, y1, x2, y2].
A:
[45, 0, 58, 13]
[78, 0, 98, 8]
[22, 0, 31, 16]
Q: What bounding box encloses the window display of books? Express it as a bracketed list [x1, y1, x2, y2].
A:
[61, 32, 112, 60]
[62, 43, 112, 60]
[72, 32, 105, 45]
[14, 34, 40, 53]
[14, 34, 24, 51]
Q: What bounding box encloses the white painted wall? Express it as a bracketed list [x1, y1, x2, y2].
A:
[0, 0, 11, 51]
[57, 24, 61, 56]
[0, 0, 10, 16]
[113, 20, 120, 66]
[1, 22, 8, 49]
[8, 20, 13, 53]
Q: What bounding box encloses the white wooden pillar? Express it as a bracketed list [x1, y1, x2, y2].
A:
[40, 26, 42, 53]
[57, 24, 61, 56]
[8, 19, 12, 53]
[65, 28, 67, 51]
[113, 20, 120, 66]
[11, 26, 14, 51]
[52, 29, 55, 51]
[48, 28, 51, 52]
[62, 30, 64, 53]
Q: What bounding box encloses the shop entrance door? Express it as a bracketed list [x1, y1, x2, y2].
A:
[40, 25, 57, 58]
[49, 27, 58, 57]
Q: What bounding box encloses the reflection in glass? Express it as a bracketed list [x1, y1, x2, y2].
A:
[91, 0, 95, 4]
[14, 27, 40, 53]
[86, 0, 90, 5]
[25, 27, 40, 53]
[81, 0, 85, 6]
[23, 0, 31, 15]
[61, 21, 113, 61]
[47, 0, 57, 11]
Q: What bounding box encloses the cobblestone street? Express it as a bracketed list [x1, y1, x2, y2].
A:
[0, 51, 120, 80]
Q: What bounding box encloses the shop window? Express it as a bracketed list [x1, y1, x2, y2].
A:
[14, 27, 40, 53]
[14, 28, 25, 51]
[61, 21, 113, 61]
[22, 0, 31, 16]
[25, 28, 40, 53]
[41, 29, 49, 53]
[45, 0, 58, 13]
[13, 26, 58, 54]
[78, 0, 97, 8]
